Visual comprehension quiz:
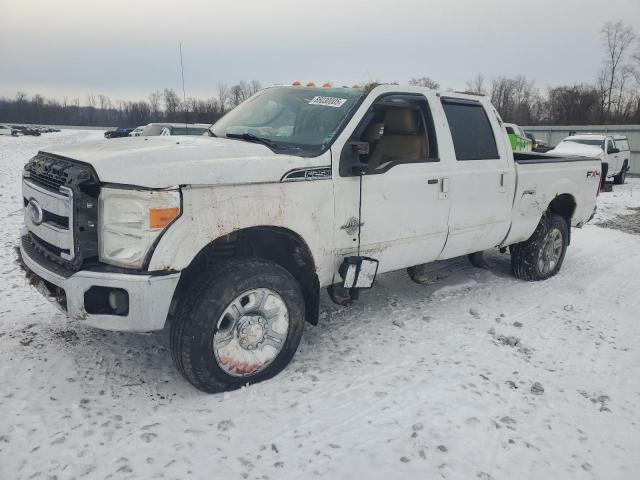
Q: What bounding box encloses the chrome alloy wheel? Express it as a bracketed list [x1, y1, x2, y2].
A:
[213, 288, 290, 377]
[538, 227, 563, 275]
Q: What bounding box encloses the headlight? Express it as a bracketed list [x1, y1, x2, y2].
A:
[98, 187, 181, 268]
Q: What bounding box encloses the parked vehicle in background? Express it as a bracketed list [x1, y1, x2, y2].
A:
[140, 123, 210, 136]
[504, 123, 532, 152]
[548, 134, 630, 184]
[524, 131, 552, 153]
[104, 127, 133, 139]
[3, 125, 60, 136]
[0, 125, 15, 136]
[129, 126, 145, 137]
[18, 84, 601, 393]
[11, 125, 42, 136]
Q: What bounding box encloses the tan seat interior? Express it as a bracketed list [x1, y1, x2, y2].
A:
[364, 108, 428, 171]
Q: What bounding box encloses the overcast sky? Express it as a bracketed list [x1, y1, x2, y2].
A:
[1, 0, 639, 103]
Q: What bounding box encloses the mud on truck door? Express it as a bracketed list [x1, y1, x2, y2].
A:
[332, 92, 451, 277]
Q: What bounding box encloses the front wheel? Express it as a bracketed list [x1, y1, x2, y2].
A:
[510, 213, 568, 281]
[170, 258, 305, 393]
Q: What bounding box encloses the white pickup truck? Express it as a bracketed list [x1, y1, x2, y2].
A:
[549, 134, 631, 185]
[19, 85, 601, 392]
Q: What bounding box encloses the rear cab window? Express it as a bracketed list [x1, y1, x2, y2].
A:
[441, 98, 499, 160]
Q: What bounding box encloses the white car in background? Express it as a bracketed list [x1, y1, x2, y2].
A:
[129, 126, 145, 137]
[0, 125, 16, 136]
[549, 134, 630, 184]
[140, 123, 210, 136]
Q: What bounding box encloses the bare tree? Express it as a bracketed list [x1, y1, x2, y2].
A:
[249, 79, 262, 96]
[163, 88, 181, 121]
[546, 84, 600, 125]
[601, 21, 636, 120]
[217, 82, 228, 114]
[465, 74, 486, 95]
[148, 90, 162, 121]
[229, 83, 245, 107]
[632, 38, 640, 85]
[489, 75, 537, 124]
[408, 77, 440, 89]
[98, 94, 111, 111]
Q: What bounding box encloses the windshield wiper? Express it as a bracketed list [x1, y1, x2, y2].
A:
[226, 132, 279, 150]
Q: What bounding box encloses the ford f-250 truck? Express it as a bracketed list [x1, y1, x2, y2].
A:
[549, 134, 630, 185]
[19, 84, 601, 392]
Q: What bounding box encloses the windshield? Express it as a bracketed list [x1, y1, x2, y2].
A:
[210, 86, 364, 155]
[563, 139, 604, 148]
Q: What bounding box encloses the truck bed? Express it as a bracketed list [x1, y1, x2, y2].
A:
[513, 151, 599, 164]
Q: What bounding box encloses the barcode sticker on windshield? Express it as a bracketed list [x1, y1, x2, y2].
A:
[308, 96, 348, 108]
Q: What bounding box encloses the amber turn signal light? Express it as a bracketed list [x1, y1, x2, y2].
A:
[149, 207, 180, 229]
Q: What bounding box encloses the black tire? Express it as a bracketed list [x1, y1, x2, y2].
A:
[613, 162, 627, 185]
[170, 258, 305, 393]
[510, 213, 569, 281]
[600, 163, 609, 191]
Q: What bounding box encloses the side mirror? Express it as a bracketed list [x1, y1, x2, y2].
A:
[340, 140, 370, 177]
[610, 148, 620, 154]
[351, 141, 370, 157]
[340, 256, 379, 289]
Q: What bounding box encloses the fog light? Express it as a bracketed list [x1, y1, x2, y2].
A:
[108, 290, 129, 315]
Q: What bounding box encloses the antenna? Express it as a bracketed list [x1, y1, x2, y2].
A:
[179, 41, 188, 130]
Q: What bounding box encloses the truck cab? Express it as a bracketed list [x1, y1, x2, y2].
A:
[19, 84, 601, 392]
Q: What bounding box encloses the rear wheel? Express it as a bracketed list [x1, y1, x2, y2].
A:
[170, 258, 305, 393]
[613, 162, 627, 185]
[511, 213, 568, 281]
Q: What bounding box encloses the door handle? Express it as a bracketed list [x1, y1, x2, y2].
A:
[439, 177, 449, 199]
[427, 178, 438, 185]
[499, 172, 507, 193]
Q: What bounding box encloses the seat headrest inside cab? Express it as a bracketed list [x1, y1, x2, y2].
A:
[384, 108, 419, 135]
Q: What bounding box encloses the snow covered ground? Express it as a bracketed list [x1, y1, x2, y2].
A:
[1, 131, 639, 480]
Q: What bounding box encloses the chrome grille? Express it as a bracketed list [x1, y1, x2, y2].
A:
[23, 154, 71, 191]
[23, 179, 74, 260]
[23, 153, 99, 270]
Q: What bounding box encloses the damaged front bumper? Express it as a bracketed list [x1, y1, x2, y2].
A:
[18, 235, 180, 332]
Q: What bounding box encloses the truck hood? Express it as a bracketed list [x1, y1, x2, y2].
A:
[41, 136, 309, 188]
[547, 142, 603, 159]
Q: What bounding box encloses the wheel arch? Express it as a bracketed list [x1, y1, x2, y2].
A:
[547, 193, 576, 244]
[169, 226, 321, 326]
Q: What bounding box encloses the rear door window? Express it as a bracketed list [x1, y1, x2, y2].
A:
[441, 98, 499, 160]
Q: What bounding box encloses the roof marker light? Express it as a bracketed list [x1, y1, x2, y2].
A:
[306, 82, 316, 87]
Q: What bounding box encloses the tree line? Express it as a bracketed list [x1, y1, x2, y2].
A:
[0, 80, 261, 128]
[1, 21, 639, 127]
[409, 21, 640, 125]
